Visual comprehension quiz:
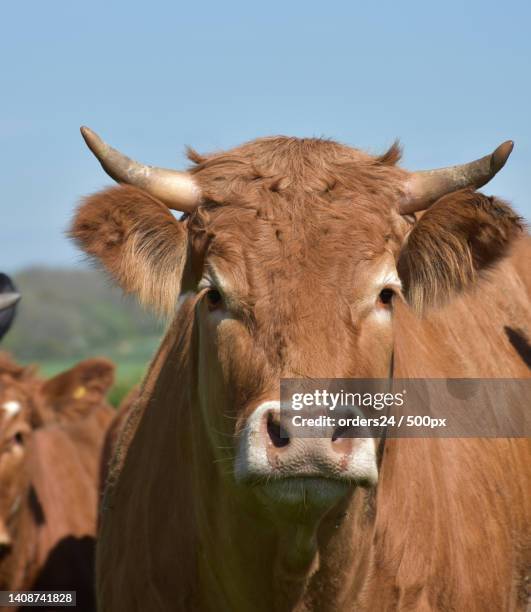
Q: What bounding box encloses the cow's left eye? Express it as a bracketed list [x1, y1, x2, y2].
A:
[206, 288, 223, 311]
[13, 432, 24, 446]
[378, 288, 395, 306]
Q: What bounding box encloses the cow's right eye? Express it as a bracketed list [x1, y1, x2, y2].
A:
[13, 432, 24, 446]
[206, 289, 223, 311]
[378, 288, 395, 307]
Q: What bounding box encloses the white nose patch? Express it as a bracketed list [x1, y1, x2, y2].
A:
[234, 400, 378, 487]
[2, 401, 21, 417]
[234, 401, 275, 483]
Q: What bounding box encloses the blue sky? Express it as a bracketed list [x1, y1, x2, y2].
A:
[1, 0, 530, 271]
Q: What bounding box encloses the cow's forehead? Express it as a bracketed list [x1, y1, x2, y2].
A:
[189, 136, 407, 209]
[0, 399, 27, 435]
[189, 196, 405, 284]
[187, 137, 407, 250]
[185, 137, 409, 297]
[190, 220, 403, 320]
[1, 400, 22, 417]
[0, 379, 31, 417]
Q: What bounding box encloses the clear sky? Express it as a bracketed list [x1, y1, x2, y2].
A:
[1, 0, 530, 272]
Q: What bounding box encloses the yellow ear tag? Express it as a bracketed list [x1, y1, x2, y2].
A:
[73, 386, 86, 399]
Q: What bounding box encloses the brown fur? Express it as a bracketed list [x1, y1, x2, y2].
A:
[70, 136, 530, 611]
[98, 385, 139, 504]
[0, 357, 115, 610]
[0, 353, 38, 380]
[71, 187, 187, 315]
[0, 354, 115, 428]
[41, 358, 115, 424]
[0, 353, 47, 427]
[398, 189, 524, 311]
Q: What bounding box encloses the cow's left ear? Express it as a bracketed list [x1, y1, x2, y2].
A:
[397, 189, 524, 312]
[41, 358, 115, 420]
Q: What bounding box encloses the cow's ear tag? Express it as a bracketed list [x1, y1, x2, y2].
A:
[73, 386, 86, 399]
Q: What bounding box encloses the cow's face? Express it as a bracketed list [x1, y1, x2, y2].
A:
[0, 385, 31, 556]
[72, 135, 522, 517]
[186, 198, 407, 514]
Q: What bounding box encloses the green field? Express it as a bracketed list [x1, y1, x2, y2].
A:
[3, 267, 165, 407]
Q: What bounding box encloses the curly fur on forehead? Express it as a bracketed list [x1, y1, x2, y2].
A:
[187, 137, 407, 213]
[184, 137, 409, 275]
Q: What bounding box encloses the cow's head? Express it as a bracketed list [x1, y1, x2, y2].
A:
[0, 366, 33, 557]
[71, 129, 522, 519]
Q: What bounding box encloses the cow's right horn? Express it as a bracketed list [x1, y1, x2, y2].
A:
[80, 127, 201, 213]
[0, 293, 20, 312]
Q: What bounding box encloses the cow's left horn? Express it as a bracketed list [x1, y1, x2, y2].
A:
[80, 127, 201, 212]
[0, 292, 20, 312]
[400, 140, 514, 214]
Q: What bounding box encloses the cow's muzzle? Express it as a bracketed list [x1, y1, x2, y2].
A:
[235, 401, 378, 510]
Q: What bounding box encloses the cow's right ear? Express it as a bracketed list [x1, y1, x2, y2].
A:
[69, 185, 187, 315]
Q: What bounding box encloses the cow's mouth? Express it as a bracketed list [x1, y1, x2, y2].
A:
[255, 477, 350, 509]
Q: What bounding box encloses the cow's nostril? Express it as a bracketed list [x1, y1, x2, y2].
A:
[331, 423, 355, 454]
[266, 411, 290, 448]
[332, 423, 352, 442]
[0, 542, 12, 559]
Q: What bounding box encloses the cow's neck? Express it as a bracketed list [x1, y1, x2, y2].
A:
[187, 401, 377, 612]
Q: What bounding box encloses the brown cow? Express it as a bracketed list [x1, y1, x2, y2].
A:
[0, 356, 115, 610]
[72, 128, 530, 611]
[0, 359, 33, 558]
